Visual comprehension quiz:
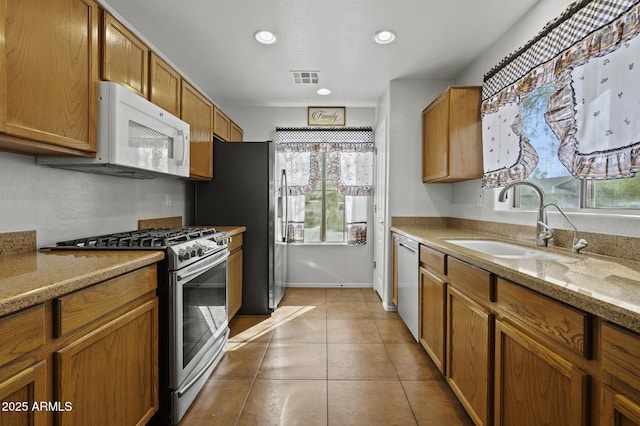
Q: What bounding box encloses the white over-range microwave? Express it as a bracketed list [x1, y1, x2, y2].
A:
[38, 81, 190, 179]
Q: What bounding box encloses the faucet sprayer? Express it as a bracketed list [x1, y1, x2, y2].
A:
[542, 203, 588, 253]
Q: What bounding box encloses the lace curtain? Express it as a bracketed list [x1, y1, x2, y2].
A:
[274, 127, 374, 245]
[481, 0, 640, 188]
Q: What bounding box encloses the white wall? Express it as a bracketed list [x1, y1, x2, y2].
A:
[0, 151, 189, 247]
[386, 79, 454, 218]
[223, 105, 377, 287]
[453, 0, 640, 238]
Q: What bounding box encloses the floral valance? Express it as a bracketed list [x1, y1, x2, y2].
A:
[481, 0, 640, 188]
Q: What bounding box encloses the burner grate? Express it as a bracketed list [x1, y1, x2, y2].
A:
[55, 227, 218, 249]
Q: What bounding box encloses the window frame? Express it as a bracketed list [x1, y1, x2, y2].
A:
[513, 179, 640, 212]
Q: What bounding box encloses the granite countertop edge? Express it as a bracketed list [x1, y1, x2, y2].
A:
[0, 251, 165, 318]
[391, 225, 640, 334]
[0, 226, 245, 318]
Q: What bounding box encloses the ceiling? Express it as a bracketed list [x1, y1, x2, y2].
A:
[100, 0, 539, 108]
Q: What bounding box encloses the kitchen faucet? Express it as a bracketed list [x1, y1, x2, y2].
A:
[497, 182, 550, 247]
[542, 203, 589, 253]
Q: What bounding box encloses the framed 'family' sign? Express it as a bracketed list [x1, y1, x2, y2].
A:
[308, 107, 345, 126]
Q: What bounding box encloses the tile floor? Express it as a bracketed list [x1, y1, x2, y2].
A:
[179, 287, 473, 425]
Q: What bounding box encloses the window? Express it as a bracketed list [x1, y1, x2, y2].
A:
[515, 84, 640, 210]
[303, 153, 345, 243]
[274, 127, 374, 245]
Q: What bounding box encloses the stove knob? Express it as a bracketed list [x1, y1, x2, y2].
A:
[197, 247, 204, 256]
[179, 249, 190, 261]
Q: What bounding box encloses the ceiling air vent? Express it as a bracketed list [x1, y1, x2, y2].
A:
[290, 70, 320, 84]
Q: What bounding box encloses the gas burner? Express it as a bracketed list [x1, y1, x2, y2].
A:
[55, 227, 219, 249]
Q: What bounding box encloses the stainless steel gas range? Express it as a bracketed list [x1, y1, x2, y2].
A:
[52, 227, 231, 425]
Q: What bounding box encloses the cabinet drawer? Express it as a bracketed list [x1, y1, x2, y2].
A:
[228, 233, 243, 252]
[447, 257, 493, 303]
[420, 245, 446, 277]
[0, 305, 45, 367]
[497, 278, 590, 359]
[602, 322, 640, 389]
[54, 265, 157, 337]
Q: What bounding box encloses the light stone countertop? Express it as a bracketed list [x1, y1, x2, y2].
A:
[391, 225, 640, 334]
[0, 250, 164, 317]
[0, 225, 247, 319]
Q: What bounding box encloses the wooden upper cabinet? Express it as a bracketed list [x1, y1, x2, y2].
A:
[0, 0, 99, 156]
[101, 12, 149, 98]
[422, 86, 483, 182]
[149, 53, 181, 117]
[213, 106, 231, 141]
[230, 120, 243, 142]
[181, 80, 214, 180]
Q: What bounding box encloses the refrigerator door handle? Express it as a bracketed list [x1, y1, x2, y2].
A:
[281, 169, 289, 242]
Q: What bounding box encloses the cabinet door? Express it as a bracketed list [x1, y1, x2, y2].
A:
[602, 386, 640, 426]
[422, 92, 450, 181]
[448, 87, 483, 180]
[447, 286, 492, 426]
[181, 80, 214, 179]
[55, 299, 158, 426]
[230, 120, 243, 142]
[149, 53, 181, 117]
[419, 266, 446, 373]
[0, 361, 47, 426]
[213, 106, 231, 141]
[0, 0, 99, 155]
[495, 320, 589, 426]
[228, 248, 243, 320]
[101, 12, 149, 98]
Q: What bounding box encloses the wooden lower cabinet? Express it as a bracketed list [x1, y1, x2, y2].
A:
[419, 266, 446, 373]
[601, 322, 640, 426]
[0, 361, 47, 425]
[494, 319, 589, 426]
[447, 286, 493, 425]
[227, 233, 244, 320]
[0, 265, 159, 425]
[55, 298, 158, 425]
[602, 386, 640, 426]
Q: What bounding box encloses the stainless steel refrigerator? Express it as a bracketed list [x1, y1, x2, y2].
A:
[193, 139, 287, 314]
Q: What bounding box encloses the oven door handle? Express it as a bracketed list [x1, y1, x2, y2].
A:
[176, 250, 229, 282]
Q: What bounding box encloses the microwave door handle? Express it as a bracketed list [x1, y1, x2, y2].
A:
[176, 130, 187, 165]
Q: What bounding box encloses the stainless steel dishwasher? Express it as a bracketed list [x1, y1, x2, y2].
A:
[396, 234, 419, 341]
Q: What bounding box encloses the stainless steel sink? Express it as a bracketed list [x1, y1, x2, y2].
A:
[444, 239, 575, 261]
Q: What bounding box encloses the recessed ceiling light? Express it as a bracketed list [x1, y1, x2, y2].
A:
[372, 30, 396, 45]
[317, 88, 331, 96]
[254, 30, 277, 45]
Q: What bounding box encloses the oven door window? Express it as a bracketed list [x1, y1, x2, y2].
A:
[182, 259, 227, 368]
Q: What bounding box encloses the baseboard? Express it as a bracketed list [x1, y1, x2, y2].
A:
[286, 283, 373, 289]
